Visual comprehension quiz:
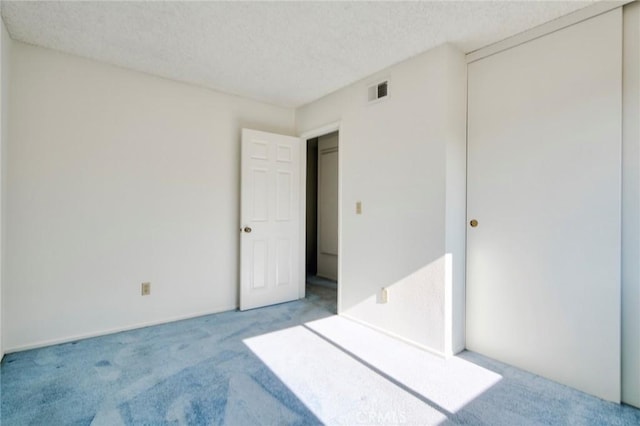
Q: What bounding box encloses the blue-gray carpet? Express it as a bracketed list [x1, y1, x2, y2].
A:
[305, 275, 337, 290]
[1, 285, 639, 425]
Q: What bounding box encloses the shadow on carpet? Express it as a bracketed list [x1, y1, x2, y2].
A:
[2, 284, 639, 425]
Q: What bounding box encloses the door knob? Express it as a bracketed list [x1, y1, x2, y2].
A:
[470, 219, 478, 228]
[243, 226, 252, 233]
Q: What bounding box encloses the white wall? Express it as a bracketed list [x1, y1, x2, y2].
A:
[0, 19, 13, 359]
[443, 48, 467, 354]
[296, 44, 467, 356]
[5, 42, 294, 351]
[622, 0, 640, 408]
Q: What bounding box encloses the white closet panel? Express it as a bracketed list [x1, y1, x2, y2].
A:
[467, 9, 622, 402]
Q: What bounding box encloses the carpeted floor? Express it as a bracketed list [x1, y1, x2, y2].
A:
[1, 285, 639, 425]
[306, 275, 337, 290]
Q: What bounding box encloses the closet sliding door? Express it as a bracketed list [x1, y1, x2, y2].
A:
[467, 9, 622, 402]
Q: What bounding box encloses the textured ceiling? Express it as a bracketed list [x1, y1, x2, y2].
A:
[1, 1, 598, 108]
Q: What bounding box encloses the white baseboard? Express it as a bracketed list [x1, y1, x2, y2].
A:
[5, 304, 237, 354]
[340, 313, 453, 359]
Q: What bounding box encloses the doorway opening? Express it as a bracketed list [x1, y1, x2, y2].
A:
[305, 131, 338, 311]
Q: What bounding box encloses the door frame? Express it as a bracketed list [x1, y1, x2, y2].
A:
[299, 121, 342, 312]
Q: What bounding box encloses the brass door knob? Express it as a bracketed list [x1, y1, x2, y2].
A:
[243, 226, 252, 233]
[470, 219, 478, 228]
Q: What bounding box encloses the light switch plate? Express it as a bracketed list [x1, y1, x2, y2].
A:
[141, 282, 151, 296]
[356, 201, 362, 214]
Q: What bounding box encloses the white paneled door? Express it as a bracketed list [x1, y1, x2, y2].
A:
[240, 129, 301, 310]
[467, 10, 622, 402]
[317, 132, 339, 281]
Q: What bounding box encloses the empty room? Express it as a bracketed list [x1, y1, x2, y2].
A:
[1, 0, 639, 424]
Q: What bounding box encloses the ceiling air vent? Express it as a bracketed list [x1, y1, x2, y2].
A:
[368, 79, 389, 103]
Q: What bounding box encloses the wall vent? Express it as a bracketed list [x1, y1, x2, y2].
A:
[368, 80, 389, 103]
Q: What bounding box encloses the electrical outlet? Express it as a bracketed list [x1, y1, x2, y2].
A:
[141, 282, 151, 296]
[377, 287, 388, 304]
